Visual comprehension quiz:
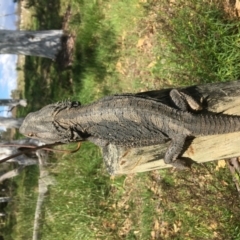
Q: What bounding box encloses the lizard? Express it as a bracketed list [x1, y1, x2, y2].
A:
[19, 89, 240, 168]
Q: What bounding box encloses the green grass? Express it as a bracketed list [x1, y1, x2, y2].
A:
[153, 0, 240, 85]
[41, 144, 114, 239]
[3, 166, 39, 240]
[158, 166, 240, 239]
[40, 152, 159, 240]
[6, 0, 240, 239]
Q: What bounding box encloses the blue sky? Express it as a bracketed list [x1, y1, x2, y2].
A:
[0, 2, 18, 117]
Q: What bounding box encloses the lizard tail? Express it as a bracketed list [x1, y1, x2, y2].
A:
[191, 113, 240, 136]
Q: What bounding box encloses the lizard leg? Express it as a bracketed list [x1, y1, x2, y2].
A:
[170, 89, 202, 111]
[164, 136, 190, 169]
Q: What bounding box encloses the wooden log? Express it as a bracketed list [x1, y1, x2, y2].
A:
[102, 80, 240, 175]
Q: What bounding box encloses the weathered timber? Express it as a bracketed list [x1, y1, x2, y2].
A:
[102, 80, 240, 175]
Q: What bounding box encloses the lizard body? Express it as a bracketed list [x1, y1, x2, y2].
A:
[20, 90, 240, 168]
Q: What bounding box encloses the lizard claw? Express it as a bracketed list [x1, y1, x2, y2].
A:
[171, 158, 195, 169]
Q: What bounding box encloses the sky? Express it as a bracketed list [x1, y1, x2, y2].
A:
[0, 2, 18, 118]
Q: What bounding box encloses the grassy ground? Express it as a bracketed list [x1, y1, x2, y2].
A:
[3, 0, 240, 239]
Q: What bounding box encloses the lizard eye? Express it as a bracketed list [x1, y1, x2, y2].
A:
[28, 133, 35, 137]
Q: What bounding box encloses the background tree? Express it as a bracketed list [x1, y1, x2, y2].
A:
[0, 117, 23, 129]
[0, 30, 64, 60]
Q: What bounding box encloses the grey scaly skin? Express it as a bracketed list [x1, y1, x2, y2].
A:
[20, 89, 240, 168]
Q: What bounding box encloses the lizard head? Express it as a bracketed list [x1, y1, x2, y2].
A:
[20, 103, 65, 143]
[20, 102, 85, 144]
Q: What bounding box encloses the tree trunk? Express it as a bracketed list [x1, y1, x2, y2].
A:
[0, 117, 24, 128]
[0, 99, 27, 107]
[102, 80, 240, 175]
[0, 139, 45, 183]
[0, 30, 63, 59]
